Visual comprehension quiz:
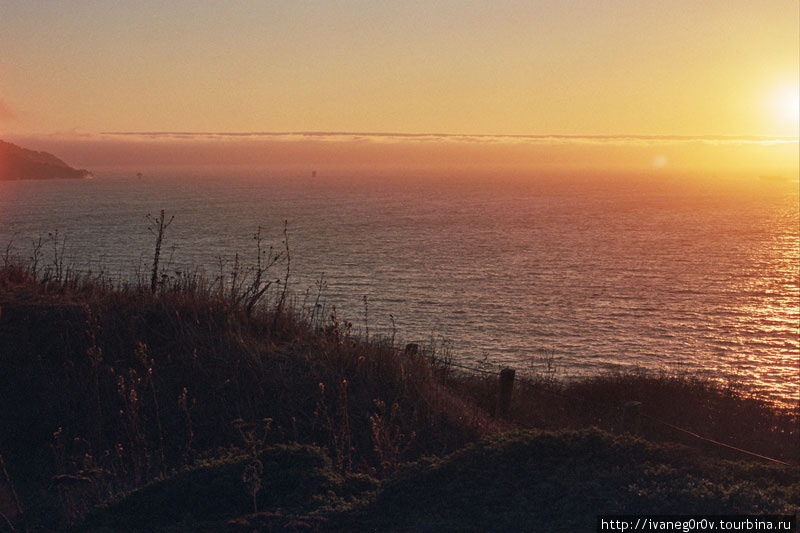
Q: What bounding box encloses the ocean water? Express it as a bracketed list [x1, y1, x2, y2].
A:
[1, 172, 797, 405]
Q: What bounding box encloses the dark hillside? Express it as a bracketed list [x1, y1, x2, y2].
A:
[0, 259, 796, 531]
[0, 140, 91, 180]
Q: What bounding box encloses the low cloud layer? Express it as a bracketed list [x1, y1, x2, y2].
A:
[100, 131, 799, 147]
[6, 130, 797, 179]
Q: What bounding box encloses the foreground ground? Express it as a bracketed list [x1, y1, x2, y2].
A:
[0, 259, 797, 532]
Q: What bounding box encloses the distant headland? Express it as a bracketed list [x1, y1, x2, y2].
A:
[0, 140, 91, 180]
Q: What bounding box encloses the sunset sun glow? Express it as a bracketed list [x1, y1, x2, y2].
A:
[1, 2, 798, 146]
[781, 88, 800, 125]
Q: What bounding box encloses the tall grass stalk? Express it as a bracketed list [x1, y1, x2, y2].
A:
[146, 210, 174, 294]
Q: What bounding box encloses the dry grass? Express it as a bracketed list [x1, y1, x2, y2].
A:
[0, 253, 493, 528]
[0, 241, 796, 529]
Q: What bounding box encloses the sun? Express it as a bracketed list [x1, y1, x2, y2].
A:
[772, 84, 800, 133]
[784, 91, 800, 123]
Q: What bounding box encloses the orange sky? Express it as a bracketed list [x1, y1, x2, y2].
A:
[1, 1, 797, 174]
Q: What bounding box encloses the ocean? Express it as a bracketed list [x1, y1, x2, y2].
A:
[1, 171, 797, 405]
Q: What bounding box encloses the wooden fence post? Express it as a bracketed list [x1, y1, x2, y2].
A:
[495, 368, 515, 419]
[404, 343, 419, 356]
[622, 401, 642, 433]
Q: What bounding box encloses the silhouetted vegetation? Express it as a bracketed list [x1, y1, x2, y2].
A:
[0, 231, 796, 532]
[332, 429, 799, 532]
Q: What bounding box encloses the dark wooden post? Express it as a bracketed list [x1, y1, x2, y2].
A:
[404, 343, 419, 356]
[495, 368, 515, 418]
[622, 401, 642, 433]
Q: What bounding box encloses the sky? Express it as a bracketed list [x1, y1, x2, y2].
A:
[1, 1, 798, 174]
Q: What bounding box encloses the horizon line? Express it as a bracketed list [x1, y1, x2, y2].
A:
[99, 131, 800, 141]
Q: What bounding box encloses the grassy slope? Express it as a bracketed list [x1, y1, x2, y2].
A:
[77, 430, 799, 533]
[0, 262, 797, 531]
[82, 444, 378, 532]
[337, 429, 799, 532]
[0, 262, 491, 530]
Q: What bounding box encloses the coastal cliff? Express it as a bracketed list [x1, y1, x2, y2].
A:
[0, 140, 91, 180]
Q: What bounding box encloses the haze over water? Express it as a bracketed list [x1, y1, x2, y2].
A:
[1, 171, 797, 406]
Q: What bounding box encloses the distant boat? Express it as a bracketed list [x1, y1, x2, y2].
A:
[311, 170, 317, 178]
